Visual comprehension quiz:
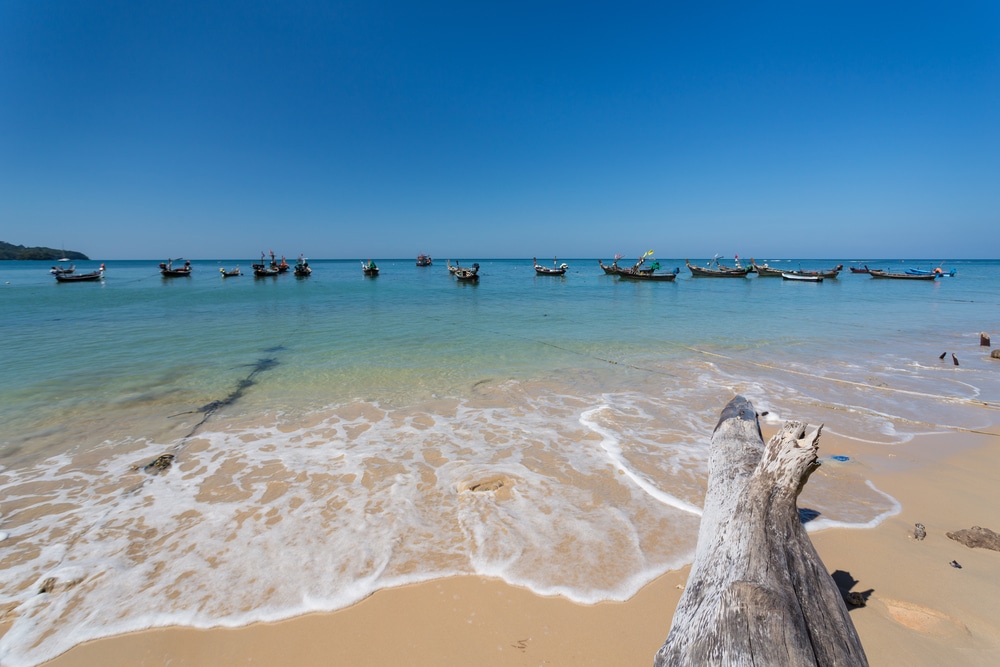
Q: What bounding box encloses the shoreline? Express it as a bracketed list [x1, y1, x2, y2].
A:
[34, 426, 1000, 667]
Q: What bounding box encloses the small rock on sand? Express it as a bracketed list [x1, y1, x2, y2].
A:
[946, 525, 1000, 551]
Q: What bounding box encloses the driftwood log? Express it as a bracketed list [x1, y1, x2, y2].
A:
[654, 396, 868, 667]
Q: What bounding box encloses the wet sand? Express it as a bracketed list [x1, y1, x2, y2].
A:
[35, 426, 1000, 667]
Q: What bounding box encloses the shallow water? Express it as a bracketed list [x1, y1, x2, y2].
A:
[1, 258, 998, 665]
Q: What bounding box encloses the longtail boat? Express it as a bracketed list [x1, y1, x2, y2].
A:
[849, 265, 871, 274]
[749, 259, 784, 277]
[159, 259, 192, 276]
[55, 264, 105, 282]
[294, 256, 311, 277]
[685, 258, 751, 277]
[617, 267, 679, 282]
[219, 267, 241, 277]
[252, 263, 278, 277]
[784, 264, 844, 279]
[534, 257, 568, 275]
[781, 272, 822, 282]
[455, 263, 480, 282]
[869, 269, 937, 280]
[906, 267, 956, 277]
[416, 254, 432, 266]
[362, 259, 379, 276]
[599, 253, 625, 275]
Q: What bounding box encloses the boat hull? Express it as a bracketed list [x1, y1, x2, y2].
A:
[617, 271, 677, 282]
[781, 273, 822, 282]
[686, 260, 750, 277]
[55, 272, 103, 282]
[869, 270, 937, 280]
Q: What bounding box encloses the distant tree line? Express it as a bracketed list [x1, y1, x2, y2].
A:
[0, 241, 89, 260]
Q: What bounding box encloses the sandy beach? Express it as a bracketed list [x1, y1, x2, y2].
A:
[32, 422, 1000, 667]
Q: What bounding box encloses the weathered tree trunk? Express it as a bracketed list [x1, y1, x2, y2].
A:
[654, 396, 868, 667]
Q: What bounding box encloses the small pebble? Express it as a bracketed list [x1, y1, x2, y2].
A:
[949, 560, 962, 569]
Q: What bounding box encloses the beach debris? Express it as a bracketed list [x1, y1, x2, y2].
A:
[952, 353, 959, 366]
[36, 568, 86, 595]
[949, 560, 962, 569]
[464, 477, 507, 493]
[991, 349, 1000, 360]
[939, 352, 947, 360]
[845, 592, 867, 608]
[136, 453, 175, 475]
[946, 525, 1000, 552]
[912, 523, 926, 541]
[830, 455, 850, 462]
[981, 332, 991, 347]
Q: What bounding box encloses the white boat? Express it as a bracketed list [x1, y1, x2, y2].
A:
[781, 272, 823, 282]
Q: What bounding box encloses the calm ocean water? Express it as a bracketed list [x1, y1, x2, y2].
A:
[1, 257, 998, 665]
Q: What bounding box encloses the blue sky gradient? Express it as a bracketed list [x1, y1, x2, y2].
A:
[2, 1, 998, 259]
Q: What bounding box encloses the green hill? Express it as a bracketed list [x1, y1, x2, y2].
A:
[0, 242, 90, 261]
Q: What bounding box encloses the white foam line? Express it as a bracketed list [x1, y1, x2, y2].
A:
[580, 406, 703, 516]
[805, 479, 902, 532]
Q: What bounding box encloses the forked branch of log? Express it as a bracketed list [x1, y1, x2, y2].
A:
[654, 396, 868, 667]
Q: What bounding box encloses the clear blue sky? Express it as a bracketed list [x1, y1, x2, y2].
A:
[2, 1, 998, 260]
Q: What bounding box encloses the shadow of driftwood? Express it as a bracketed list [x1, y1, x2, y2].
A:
[799, 507, 821, 524]
[831, 569, 874, 610]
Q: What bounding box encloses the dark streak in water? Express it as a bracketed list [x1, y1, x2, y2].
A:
[148, 349, 285, 471]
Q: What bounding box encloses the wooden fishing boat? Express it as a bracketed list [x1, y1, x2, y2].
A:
[362, 259, 380, 276]
[293, 256, 311, 277]
[455, 263, 480, 282]
[261, 251, 289, 273]
[252, 263, 279, 277]
[906, 267, 956, 277]
[49, 262, 75, 275]
[160, 259, 192, 276]
[416, 254, 432, 266]
[534, 257, 568, 275]
[55, 264, 104, 282]
[599, 253, 627, 275]
[781, 272, 823, 282]
[685, 258, 751, 277]
[617, 267, 680, 282]
[749, 260, 784, 277]
[219, 267, 241, 277]
[447, 260, 463, 275]
[784, 264, 843, 279]
[849, 265, 871, 274]
[869, 269, 937, 280]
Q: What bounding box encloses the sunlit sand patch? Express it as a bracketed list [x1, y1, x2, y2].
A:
[881, 598, 971, 637]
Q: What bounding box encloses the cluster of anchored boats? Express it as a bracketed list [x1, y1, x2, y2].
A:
[600, 253, 956, 282]
[48, 253, 956, 284]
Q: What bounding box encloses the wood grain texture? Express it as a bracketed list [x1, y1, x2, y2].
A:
[654, 396, 868, 667]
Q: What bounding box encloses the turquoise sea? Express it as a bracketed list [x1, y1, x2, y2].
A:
[1, 257, 998, 665]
